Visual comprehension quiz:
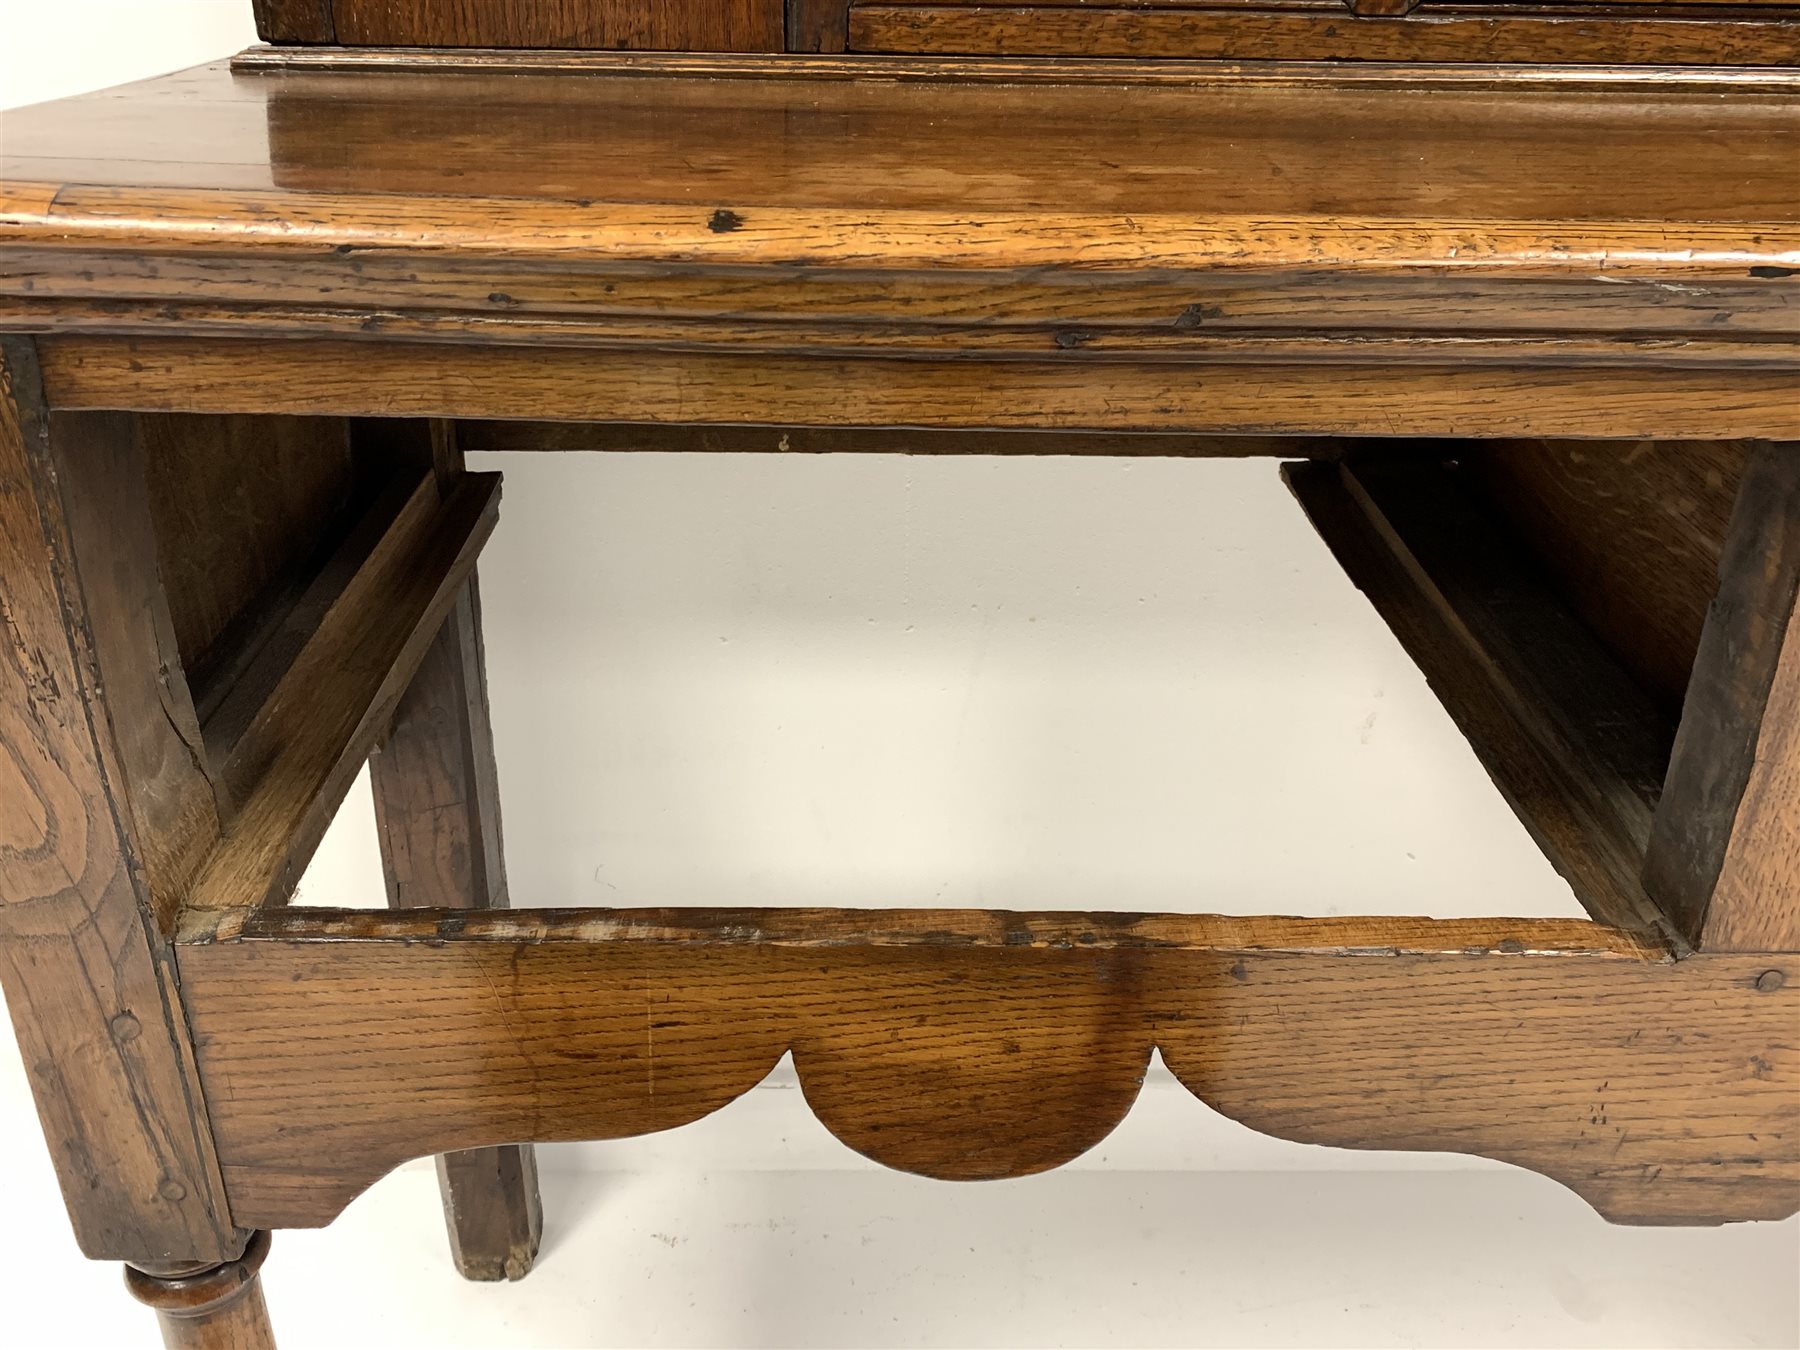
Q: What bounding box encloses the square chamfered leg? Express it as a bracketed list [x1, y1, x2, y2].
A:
[366, 421, 544, 1282]
[371, 580, 543, 1281]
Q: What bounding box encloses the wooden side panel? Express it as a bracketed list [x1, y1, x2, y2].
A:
[181, 473, 503, 919]
[331, 0, 784, 51]
[50, 412, 221, 926]
[1645, 444, 1800, 953]
[174, 909, 1799, 1231]
[1460, 440, 1750, 719]
[140, 414, 357, 681]
[1285, 459, 1674, 946]
[0, 339, 241, 1263]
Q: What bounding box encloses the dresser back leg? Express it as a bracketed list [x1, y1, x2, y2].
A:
[364, 418, 544, 1281]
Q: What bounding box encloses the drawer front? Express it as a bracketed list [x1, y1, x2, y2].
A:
[255, 0, 785, 51]
[837, 0, 1800, 64]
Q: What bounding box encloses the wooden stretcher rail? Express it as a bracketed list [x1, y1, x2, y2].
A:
[172, 906, 1799, 1232]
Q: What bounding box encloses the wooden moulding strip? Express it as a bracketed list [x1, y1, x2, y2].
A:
[187, 904, 1655, 955]
[175, 471, 501, 931]
[34, 338, 1800, 439]
[223, 47, 1800, 89]
[173, 906, 1799, 1232]
[8, 185, 1798, 280]
[5, 248, 1795, 345]
[1285, 457, 1682, 949]
[6, 296, 1797, 368]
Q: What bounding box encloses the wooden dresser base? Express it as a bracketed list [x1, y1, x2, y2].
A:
[1, 51, 1797, 1348]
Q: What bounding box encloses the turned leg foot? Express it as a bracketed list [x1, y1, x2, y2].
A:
[125, 1230, 275, 1350]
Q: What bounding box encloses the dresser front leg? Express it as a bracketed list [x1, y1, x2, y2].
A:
[126, 1230, 275, 1350]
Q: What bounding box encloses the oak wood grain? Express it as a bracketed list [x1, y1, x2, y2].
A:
[252, 0, 335, 42]
[331, 0, 783, 50]
[0, 338, 241, 1264]
[1645, 444, 1800, 953]
[2, 59, 1795, 380]
[140, 415, 357, 687]
[1460, 440, 1751, 718]
[225, 47, 1800, 82]
[49, 411, 223, 924]
[453, 421, 1315, 457]
[371, 582, 512, 913]
[204, 472, 436, 808]
[364, 421, 543, 1283]
[20, 298, 1792, 369]
[1285, 459, 1676, 947]
[174, 907, 1797, 1230]
[789, 0, 852, 48]
[126, 1230, 275, 1350]
[36, 338, 1800, 441]
[848, 3, 1800, 65]
[179, 472, 501, 923]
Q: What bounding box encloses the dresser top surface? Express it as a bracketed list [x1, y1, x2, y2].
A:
[3, 55, 1798, 267]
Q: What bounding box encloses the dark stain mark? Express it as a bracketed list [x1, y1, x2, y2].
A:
[1749, 265, 1797, 279]
[1754, 968, 1787, 993]
[1750, 1055, 1775, 1080]
[1228, 960, 1248, 982]
[1174, 304, 1224, 329]
[487, 291, 520, 307]
[1054, 330, 1093, 350]
[708, 209, 744, 234]
[1495, 938, 1527, 954]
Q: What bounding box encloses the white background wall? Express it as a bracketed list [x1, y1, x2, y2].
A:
[2, 8, 1796, 1347]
